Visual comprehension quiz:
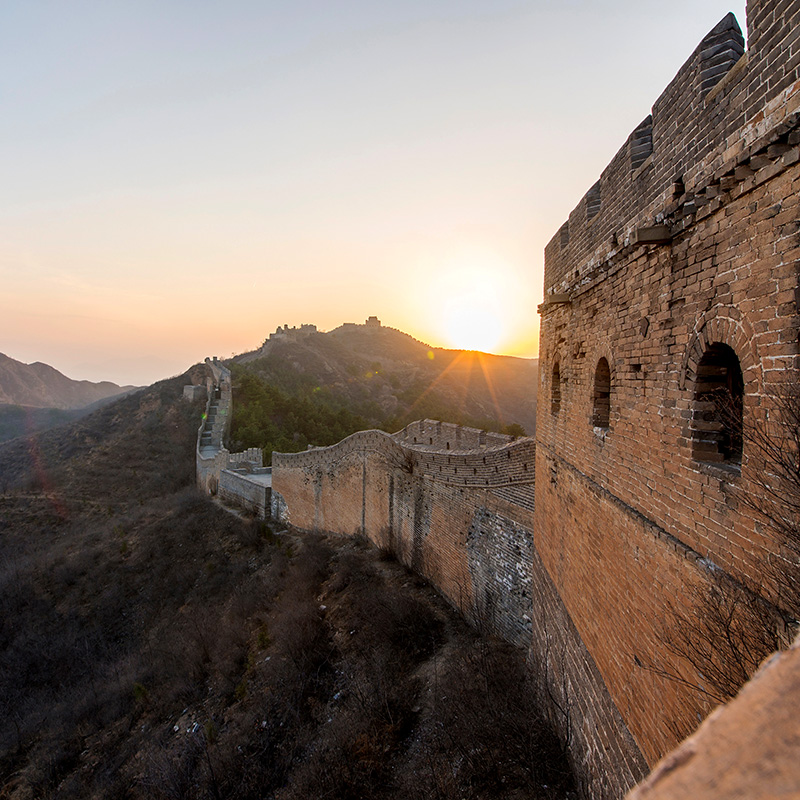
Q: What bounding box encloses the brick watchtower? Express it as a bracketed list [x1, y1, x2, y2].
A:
[534, 2, 800, 795]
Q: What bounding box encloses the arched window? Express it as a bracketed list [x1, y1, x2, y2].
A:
[691, 343, 743, 465]
[592, 358, 611, 429]
[551, 362, 561, 415]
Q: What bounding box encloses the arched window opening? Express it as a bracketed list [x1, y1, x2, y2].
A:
[551, 362, 562, 415]
[692, 343, 744, 465]
[593, 358, 611, 429]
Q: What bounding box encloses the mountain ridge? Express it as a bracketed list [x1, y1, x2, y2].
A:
[0, 352, 138, 410]
[231, 323, 538, 445]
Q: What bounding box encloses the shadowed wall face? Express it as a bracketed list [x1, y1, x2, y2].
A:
[538, 0, 800, 779]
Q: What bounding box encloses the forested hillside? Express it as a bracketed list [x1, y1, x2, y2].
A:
[230, 325, 537, 455]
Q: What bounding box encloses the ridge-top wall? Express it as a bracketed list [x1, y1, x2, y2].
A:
[194, 360, 271, 516]
[272, 425, 538, 638]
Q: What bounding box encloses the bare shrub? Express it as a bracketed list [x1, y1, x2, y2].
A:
[400, 637, 573, 800]
[640, 382, 800, 736]
[649, 569, 782, 710]
[736, 384, 800, 622]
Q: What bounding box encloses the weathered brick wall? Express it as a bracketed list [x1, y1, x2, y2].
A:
[271, 427, 538, 645]
[466, 508, 535, 645]
[526, 538, 650, 799]
[218, 468, 271, 518]
[271, 427, 648, 797]
[537, 0, 800, 787]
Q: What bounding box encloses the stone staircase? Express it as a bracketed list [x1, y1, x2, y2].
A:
[199, 392, 229, 454]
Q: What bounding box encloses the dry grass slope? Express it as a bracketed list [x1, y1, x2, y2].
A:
[0, 368, 572, 799]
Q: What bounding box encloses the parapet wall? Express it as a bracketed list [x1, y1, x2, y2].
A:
[544, 2, 798, 299]
[276, 421, 532, 490]
[626, 634, 800, 800]
[395, 419, 515, 451]
[271, 424, 649, 797]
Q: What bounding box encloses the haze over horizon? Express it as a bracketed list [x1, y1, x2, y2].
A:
[1, 1, 746, 387]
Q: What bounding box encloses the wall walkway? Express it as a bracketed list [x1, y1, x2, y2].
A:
[192, 358, 271, 518]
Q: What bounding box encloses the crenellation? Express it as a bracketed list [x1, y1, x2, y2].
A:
[544, 6, 800, 304]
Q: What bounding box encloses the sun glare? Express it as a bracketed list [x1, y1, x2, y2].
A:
[443, 296, 503, 352]
[430, 252, 513, 353]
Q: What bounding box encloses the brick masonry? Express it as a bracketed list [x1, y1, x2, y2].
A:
[538, 0, 800, 790]
[218, 467, 271, 519]
[272, 423, 537, 643]
[267, 2, 800, 797]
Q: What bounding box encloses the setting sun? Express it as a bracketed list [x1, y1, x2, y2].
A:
[419, 251, 515, 353]
[442, 293, 504, 352]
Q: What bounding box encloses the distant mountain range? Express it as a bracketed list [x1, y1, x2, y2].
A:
[0, 353, 140, 443]
[0, 352, 137, 410]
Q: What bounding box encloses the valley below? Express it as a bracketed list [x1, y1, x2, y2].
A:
[0, 363, 568, 799]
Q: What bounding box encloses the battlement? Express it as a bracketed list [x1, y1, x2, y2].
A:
[273, 422, 534, 489]
[266, 323, 318, 344]
[543, 1, 799, 298]
[395, 419, 516, 451]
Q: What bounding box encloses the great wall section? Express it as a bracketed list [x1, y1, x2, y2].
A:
[195, 2, 800, 797]
[272, 422, 537, 648]
[192, 358, 272, 518]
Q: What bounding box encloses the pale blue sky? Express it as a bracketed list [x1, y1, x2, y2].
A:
[0, 1, 747, 384]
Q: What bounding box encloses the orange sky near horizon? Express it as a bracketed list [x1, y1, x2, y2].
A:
[0, 1, 745, 386]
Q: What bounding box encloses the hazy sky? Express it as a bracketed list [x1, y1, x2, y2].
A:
[1, 1, 747, 385]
